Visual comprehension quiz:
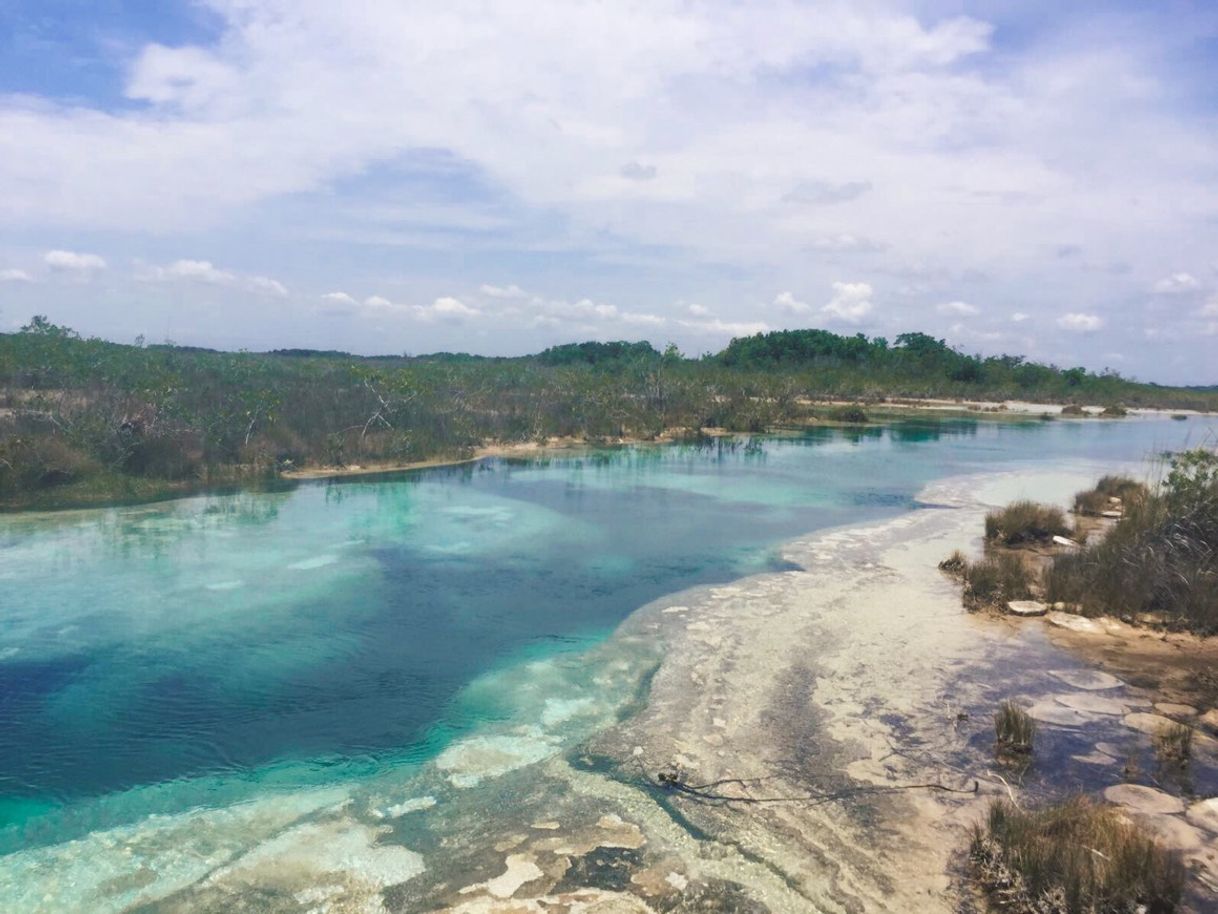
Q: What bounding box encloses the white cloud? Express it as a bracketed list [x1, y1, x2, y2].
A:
[148, 259, 235, 283]
[1152, 272, 1200, 294]
[686, 303, 710, 317]
[807, 234, 884, 253]
[321, 291, 358, 306]
[44, 250, 106, 271]
[406, 296, 482, 322]
[821, 281, 874, 323]
[0, 4, 1216, 379]
[249, 275, 288, 296]
[479, 283, 528, 299]
[1198, 296, 1218, 317]
[774, 291, 812, 315]
[363, 295, 394, 309]
[140, 258, 286, 296]
[678, 317, 769, 337]
[0, 268, 32, 283]
[1057, 312, 1103, 332]
[1010, 312, 1030, 322]
[936, 300, 979, 316]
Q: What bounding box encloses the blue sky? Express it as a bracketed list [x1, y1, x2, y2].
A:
[0, 1, 1216, 382]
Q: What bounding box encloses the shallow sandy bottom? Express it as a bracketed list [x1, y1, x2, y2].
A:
[8, 467, 1217, 914]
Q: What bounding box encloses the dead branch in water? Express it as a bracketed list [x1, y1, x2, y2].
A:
[638, 761, 978, 806]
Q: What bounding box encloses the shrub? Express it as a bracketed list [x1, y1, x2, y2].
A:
[1047, 451, 1218, 634]
[994, 700, 1035, 754]
[1153, 722, 1193, 766]
[985, 500, 1071, 545]
[1073, 475, 1146, 515]
[960, 553, 1034, 610]
[1061, 404, 1087, 416]
[971, 797, 1184, 914]
[938, 549, 968, 575]
[1101, 403, 1128, 417]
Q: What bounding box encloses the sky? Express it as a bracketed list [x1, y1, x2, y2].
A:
[0, 1, 1216, 382]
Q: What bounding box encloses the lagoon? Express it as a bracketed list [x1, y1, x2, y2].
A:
[1, 415, 1215, 910]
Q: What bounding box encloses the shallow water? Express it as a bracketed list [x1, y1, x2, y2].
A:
[1, 415, 1215, 907]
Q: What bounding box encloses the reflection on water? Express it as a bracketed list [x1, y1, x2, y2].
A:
[0, 415, 1214, 857]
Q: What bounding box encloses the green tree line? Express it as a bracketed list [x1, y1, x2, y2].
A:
[1, 319, 1214, 508]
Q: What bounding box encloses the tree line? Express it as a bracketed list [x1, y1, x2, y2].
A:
[1, 319, 1214, 508]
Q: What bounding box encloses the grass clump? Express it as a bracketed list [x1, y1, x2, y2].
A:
[1101, 403, 1129, 417]
[1073, 475, 1147, 516]
[1061, 404, 1087, 416]
[1047, 449, 1218, 634]
[985, 500, 1071, 546]
[942, 551, 1035, 611]
[1153, 722, 1193, 767]
[971, 797, 1184, 914]
[994, 700, 1035, 755]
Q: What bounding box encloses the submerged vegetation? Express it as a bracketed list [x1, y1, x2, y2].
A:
[2, 319, 1217, 509]
[971, 797, 1184, 914]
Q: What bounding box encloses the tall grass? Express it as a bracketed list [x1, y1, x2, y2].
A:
[1046, 451, 1218, 634]
[971, 797, 1184, 914]
[940, 550, 1034, 610]
[985, 500, 1072, 545]
[1074, 475, 1148, 515]
[994, 700, 1035, 754]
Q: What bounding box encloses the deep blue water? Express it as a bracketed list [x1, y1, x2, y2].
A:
[0, 415, 1213, 842]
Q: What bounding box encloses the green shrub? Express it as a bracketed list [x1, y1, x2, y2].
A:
[985, 500, 1071, 545]
[1061, 404, 1087, 416]
[1047, 451, 1218, 634]
[1101, 403, 1128, 417]
[972, 797, 1184, 914]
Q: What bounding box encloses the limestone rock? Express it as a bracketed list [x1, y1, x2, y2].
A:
[1103, 784, 1185, 816]
[1045, 611, 1104, 634]
[1006, 600, 1047, 617]
[1199, 708, 1218, 734]
[1121, 712, 1178, 736]
[1049, 669, 1123, 691]
[1186, 798, 1218, 835]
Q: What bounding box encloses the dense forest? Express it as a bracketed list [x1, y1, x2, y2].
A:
[2, 317, 1215, 508]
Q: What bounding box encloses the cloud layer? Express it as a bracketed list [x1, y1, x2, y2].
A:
[0, 2, 1215, 380]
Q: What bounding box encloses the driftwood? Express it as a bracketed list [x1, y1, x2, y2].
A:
[640, 762, 977, 806]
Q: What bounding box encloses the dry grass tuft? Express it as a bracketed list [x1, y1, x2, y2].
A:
[971, 796, 1184, 914]
[994, 700, 1035, 755]
[1153, 722, 1193, 767]
[985, 500, 1072, 546]
[1047, 450, 1218, 635]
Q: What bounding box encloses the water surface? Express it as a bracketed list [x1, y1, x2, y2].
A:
[1, 415, 1213, 857]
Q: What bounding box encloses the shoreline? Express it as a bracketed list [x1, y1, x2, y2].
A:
[3, 400, 1204, 513]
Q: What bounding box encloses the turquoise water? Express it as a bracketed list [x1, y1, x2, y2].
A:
[1, 416, 1214, 862]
